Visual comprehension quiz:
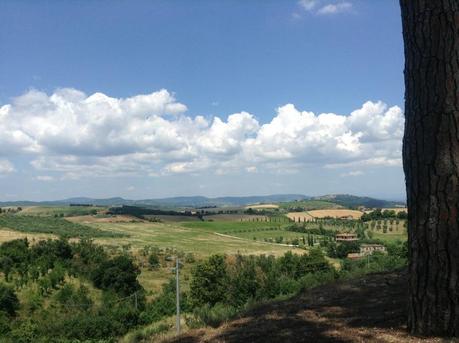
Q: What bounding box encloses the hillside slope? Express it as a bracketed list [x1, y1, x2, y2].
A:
[166, 270, 442, 343]
[312, 194, 405, 209]
[0, 194, 405, 208]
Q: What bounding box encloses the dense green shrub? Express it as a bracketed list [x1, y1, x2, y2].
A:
[54, 284, 93, 311]
[193, 303, 238, 328]
[0, 311, 10, 335]
[386, 240, 408, 259]
[141, 278, 190, 324]
[190, 255, 228, 307]
[190, 249, 332, 310]
[148, 253, 160, 269]
[326, 241, 360, 258]
[9, 320, 40, 343]
[0, 284, 19, 316]
[91, 255, 141, 296]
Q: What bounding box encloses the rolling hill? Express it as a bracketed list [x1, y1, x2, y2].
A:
[0, 194, 405, 209]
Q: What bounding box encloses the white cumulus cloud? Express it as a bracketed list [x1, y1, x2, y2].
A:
[317, 2, 352, 15]
[0, 88, 403, 179]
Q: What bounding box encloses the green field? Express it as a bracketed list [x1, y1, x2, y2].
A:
[365, 218, 407, 243]
[228, 228, 320, 242]
[89, 220, 296, 257]
[144, 214, 201, 222]
[371, 231, 407, 243]
[181, 220, 291, 232]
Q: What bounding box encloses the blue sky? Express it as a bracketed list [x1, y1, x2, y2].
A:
[0, 0, 406, 201]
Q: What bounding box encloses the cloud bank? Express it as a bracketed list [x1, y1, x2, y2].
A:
[0, 88, 403, 179]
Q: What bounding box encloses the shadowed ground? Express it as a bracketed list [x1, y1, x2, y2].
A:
[165, 270, 448, 342]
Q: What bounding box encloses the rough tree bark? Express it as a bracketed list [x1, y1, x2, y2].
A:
[400, 0, 459, 336]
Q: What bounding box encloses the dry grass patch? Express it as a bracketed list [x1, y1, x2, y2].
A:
[0, 228, 56, 243]
[245, 204, 279, 209]
[308, 209, 363, 219]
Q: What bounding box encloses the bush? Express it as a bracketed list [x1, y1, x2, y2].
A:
[386, 240, 408, 259]
[91, 255, 142, 296]
[193, 303, 238, 328]
[276, 275, 301, 295]
[148, 253, 160, 269]
[9, 320, 40, 343]
[327, 241, 360, 258]
[184, 253, 195, 263]
[190, 255, 228, 307]
[0, 283, 19, 316]
[299, 270, 338, 291]
[0, 311, 10, 335]
[141, 278, 179, 323]
[54, 284, 93, 311]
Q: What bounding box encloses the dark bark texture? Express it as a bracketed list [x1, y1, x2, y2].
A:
[400, 0, 459, 336]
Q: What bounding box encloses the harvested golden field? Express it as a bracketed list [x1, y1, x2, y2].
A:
[286, 212, 315, 222]
[384, 207, 407, 213]
[245, 204, 279, 209]
[0, 228, 56, 243]
[308, 209, 363, 219]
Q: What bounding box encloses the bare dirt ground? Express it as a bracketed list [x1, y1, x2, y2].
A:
[166, 270, 448, 343]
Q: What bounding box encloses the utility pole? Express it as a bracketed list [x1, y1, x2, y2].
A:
[176, 257, 180, 335]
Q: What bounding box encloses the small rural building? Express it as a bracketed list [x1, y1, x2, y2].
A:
[360, 244, 386, 255]
[336, 233, 358, 242]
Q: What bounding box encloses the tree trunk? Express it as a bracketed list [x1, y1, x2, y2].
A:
[400, 0, 459, 336]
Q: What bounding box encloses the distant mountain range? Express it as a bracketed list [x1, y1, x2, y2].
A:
[0, 194, 405, 209]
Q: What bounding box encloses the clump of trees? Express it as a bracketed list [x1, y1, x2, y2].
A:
[188, 250, 334, 325]
[361, 209, 407, 222]
[0, 238, 145, 341]
[187, 245, 407, 328]
[326, 241, 360, 259]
